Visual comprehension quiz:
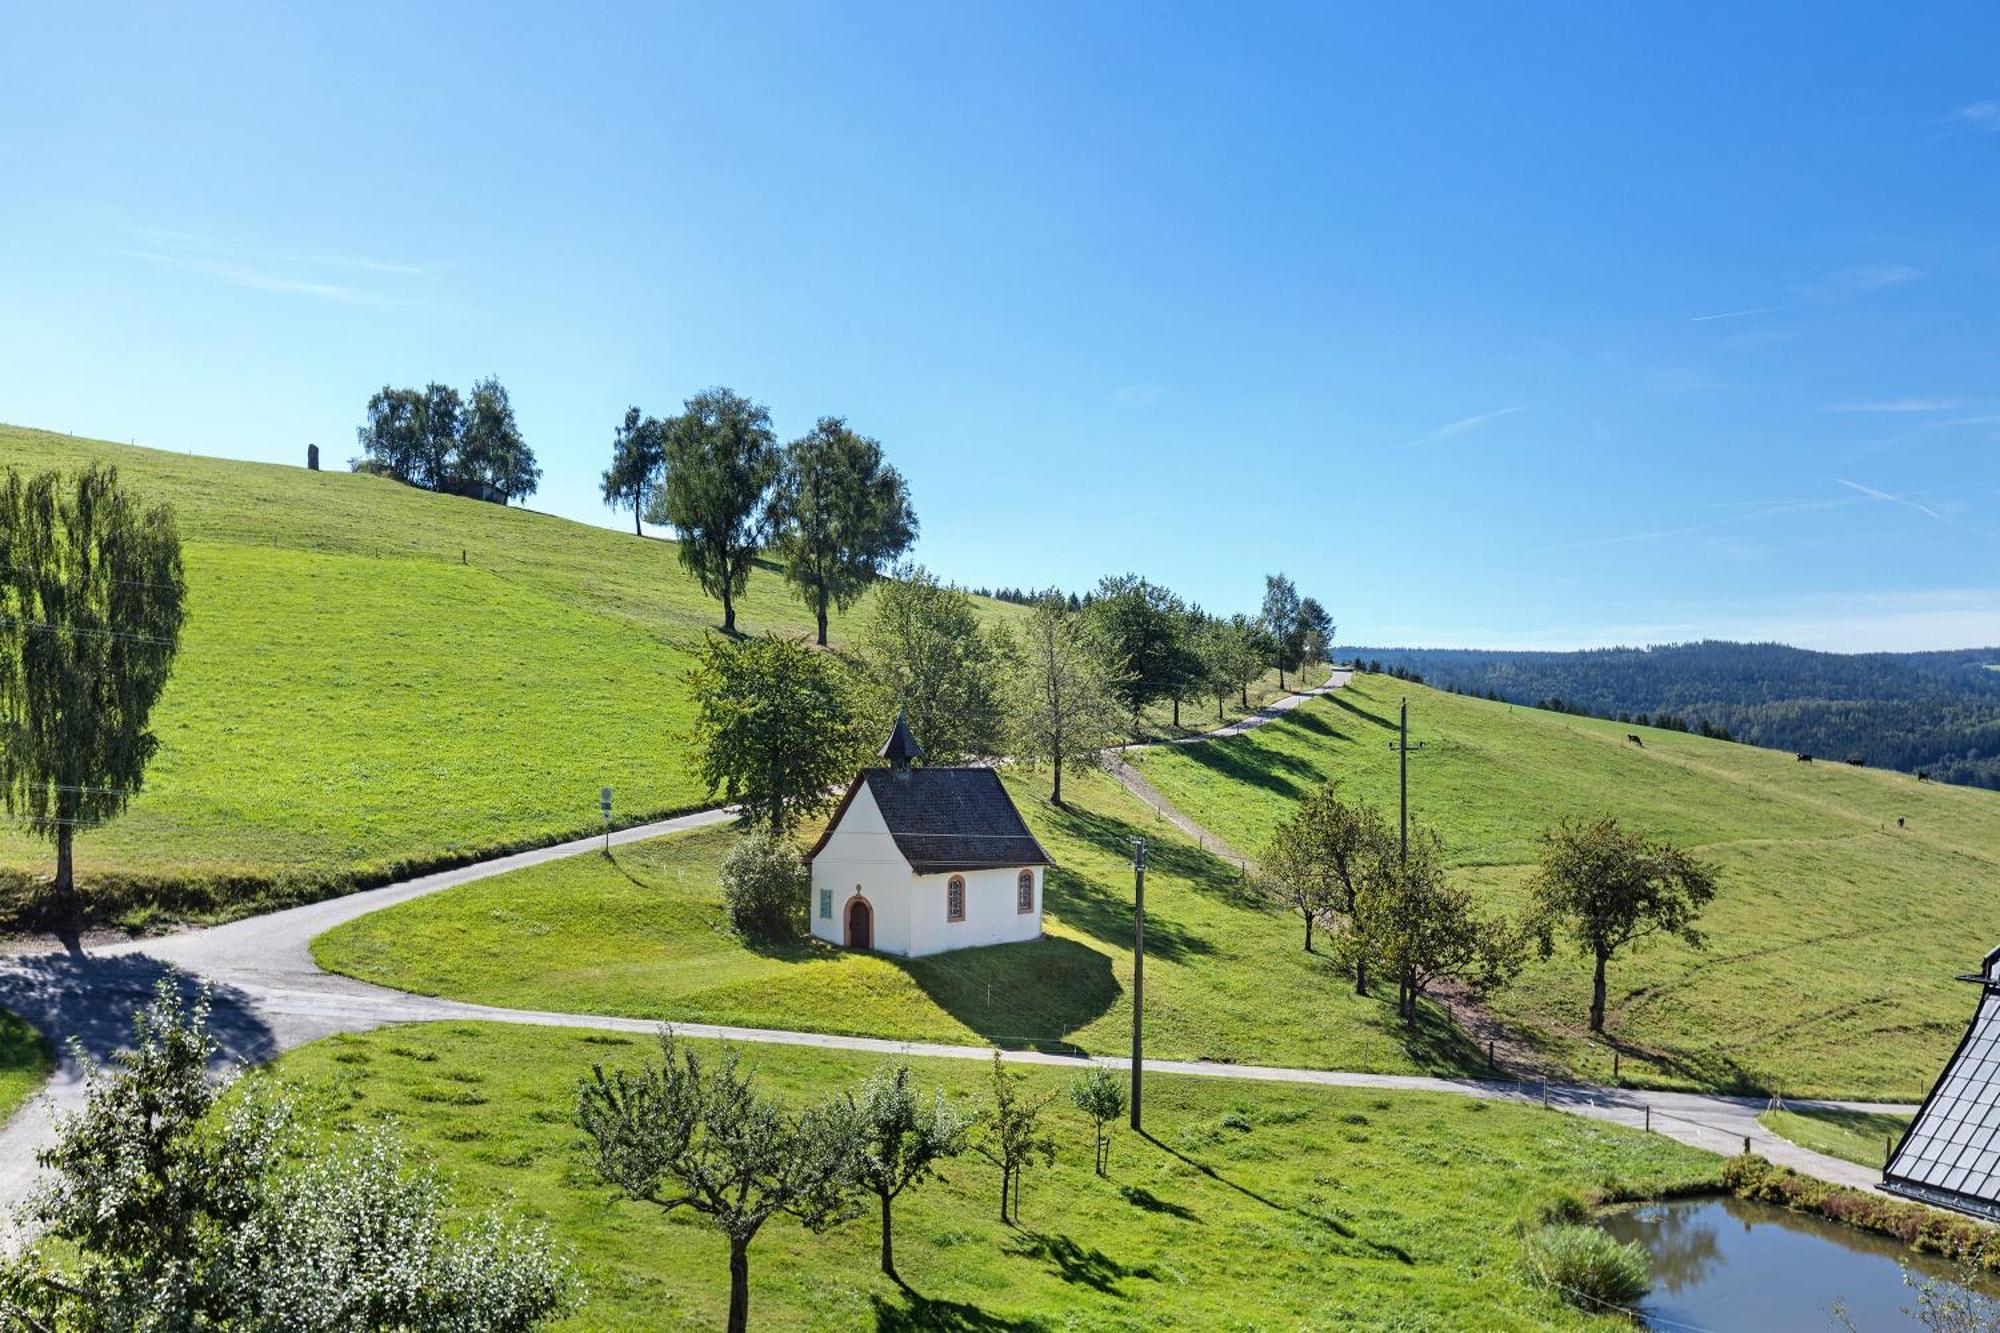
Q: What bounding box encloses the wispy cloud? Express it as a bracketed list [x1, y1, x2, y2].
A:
[1827, 397, 1971, 413]
[1404, 405, 1528, 448]
[1951, 101, 2000, 132]
[1540, 495, 1860, 553]
[1689, 305, 1783, 323]
[1836, 477, 1945, 521]
[118, 231, 426, 305]
[122, 250, 389, 305]
[1829, 263, 1924, 293]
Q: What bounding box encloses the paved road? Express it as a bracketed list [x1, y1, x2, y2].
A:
[0, 665, 1913, 1239]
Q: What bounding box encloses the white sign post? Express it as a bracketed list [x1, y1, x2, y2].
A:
[600, 786, 613, 852]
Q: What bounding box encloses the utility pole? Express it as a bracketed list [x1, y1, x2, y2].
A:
[1131, 836, 1146, 1132]
[1386, 698, 1425, 859]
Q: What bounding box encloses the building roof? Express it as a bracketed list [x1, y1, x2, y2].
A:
[1883, 944, 2000, 1222]
[880, 711, 926, 768]
[810, 766, 1052, 875]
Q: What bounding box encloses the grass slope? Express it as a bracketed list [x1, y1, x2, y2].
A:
[0, 426, 1304, 924]
[1758, 1107, 1912, 1170]
[0, 428, 1030, 920]
[1129, 673, 2000, 1100]
[0, 1011, 52, 1125]
[268, 1022, 1715, 1330]
[315, 767, 1485, 1077]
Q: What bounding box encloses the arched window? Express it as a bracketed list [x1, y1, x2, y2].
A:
[1017, 869, 1035, 913]
[946, 875, 966, 922]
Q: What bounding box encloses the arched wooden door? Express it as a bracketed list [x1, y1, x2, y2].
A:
[846, 896, 872, 949]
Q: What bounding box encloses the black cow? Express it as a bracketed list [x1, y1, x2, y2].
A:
[1626, 734, 1643, 747]
[1796, 753, 1813, 763]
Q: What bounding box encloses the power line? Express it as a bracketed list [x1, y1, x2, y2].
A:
[0, 616, 179, 647]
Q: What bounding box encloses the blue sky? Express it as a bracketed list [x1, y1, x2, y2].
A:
[4, 4, 1997, 651]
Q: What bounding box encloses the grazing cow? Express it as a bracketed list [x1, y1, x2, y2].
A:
[1918, 771, 1931, 782]
[1796, 753, 1813, 763]
[1846, 757, 1865, 767]
[1626, 734, 1643, 747]
[1898, 817, 1907, 828]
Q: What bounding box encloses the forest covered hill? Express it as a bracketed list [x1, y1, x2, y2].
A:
[1347, 641, 2000, 789]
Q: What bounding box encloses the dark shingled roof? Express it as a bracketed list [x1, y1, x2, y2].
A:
[810, 767, 1052, 874]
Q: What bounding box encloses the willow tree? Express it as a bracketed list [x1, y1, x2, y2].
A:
[0, 466, 186, 920]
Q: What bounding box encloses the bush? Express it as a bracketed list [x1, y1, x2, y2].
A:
[718, 833, 807, 941]
[1521, 1224, 1650, 1312]
[1723, 1155, 2000, 1269]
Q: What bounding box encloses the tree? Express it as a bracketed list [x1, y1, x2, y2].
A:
[859, 565, 1009, 765]
[1196, 616, 1239, 722]
[1527, 817, 1721, 1033]
[1261, 574, 1302, 689]
[0, 466, 186, 921]
[577, 1032, 861, 1333]
[1298, 596, 1332, 673]
[354, 378, 540, 502]
[718, 831, 807, 941]
[853, 1063, 970, 1278]
[1356, 825, 1523, 1026]
[1262, 782, 1387, 965]
[417, 381, 465, 492]
[688, 634, 868, 835]
[0, 981, 574, 1331]
[1004, 597, 1125, 807]
[1067, 1066, 1126, 1176]
[648, 387, 780, 634]
[1088, 574, 1200, 731]
[972, 1052, 1057, 1224]
[353, 385, 426, 480]
[459, 375, 541, 501]
[768, 418, 918, 646]
[1222, 613, 1275, 709]
[602, 407, 667, 535]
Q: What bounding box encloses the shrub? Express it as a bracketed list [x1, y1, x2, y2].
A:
[1521, 1224, 1650, 1312]
[718, 833, 807, 941]
[1723, 1155, 2000, 1270]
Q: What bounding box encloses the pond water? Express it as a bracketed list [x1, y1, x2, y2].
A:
[1600, 1196, 1976, 1332]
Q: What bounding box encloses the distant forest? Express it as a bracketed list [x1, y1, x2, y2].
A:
[1347, 641, 2000, 791]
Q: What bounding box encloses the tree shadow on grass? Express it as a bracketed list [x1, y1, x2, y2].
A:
[1328, 694, 1395, 730]
[1137, 1130, 1412, 1265]
[1119, 1184, 1200, 1222]
[1036, 796, 1263, 919]
[1174, 739, 1322, 802]
[1285, 708, 1347, 741]
[898, 935, 1118, 1053]
[870, 1292, 1048, 1331]
[1003, 1231, 1157, 1295]
[0, 949, 278, 1085]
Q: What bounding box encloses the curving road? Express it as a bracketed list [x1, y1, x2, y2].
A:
[0, 667, 1913, 1243]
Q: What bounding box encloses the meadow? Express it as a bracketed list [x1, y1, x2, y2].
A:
[0, 428, 1303, 924]
[0, 1013, 52, 1125]
[266, 1021, 1717, 1331]
[315, 767, 1485, 1078]
[1758, 1107, 1912, 1171]
[1129, 673, 2000, 1100]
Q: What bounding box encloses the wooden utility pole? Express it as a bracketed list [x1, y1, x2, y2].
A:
[1131, 836, 1146, 1131]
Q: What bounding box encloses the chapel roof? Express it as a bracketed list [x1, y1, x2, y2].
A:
[811, 765, 1052, 874]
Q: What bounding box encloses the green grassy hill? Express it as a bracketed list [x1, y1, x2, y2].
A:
[0, 427, 1304, 925]
[270, 1022, 1713, 1330]
[315, 766, 1482, 1076]
[0, 426, 1004, 920]
[1130, 673, 2000, 1099]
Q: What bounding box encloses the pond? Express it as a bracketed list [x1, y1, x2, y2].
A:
[1600, 1196, 1978, 1331]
